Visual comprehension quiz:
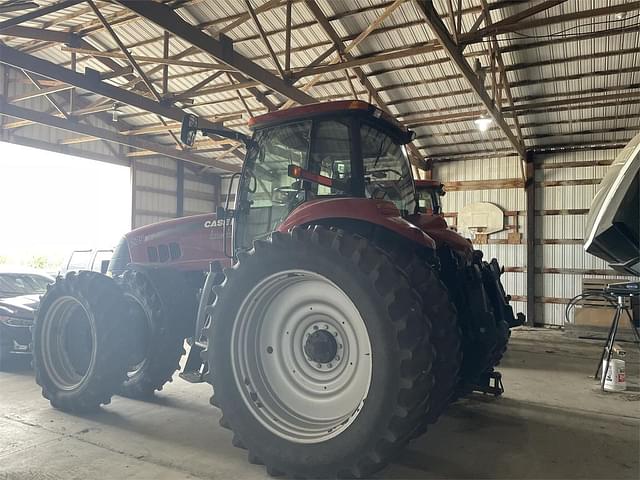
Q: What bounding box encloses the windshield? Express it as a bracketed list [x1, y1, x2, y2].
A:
[235, 121, 311, 250]
[234, 116, 414, 251]
[0, 273, 52, 296]
[416, 187, 441, 213]
[361, 124, 416, 216]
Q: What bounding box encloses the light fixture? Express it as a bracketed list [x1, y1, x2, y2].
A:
[474, 115, 492, 132]
[111, 103, 120, 122]
[615, 12, 627, 20]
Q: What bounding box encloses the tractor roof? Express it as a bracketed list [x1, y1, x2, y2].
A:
[248, 100, 411, 139]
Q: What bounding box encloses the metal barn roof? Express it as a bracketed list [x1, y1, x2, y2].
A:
[0, 0, 638, 175]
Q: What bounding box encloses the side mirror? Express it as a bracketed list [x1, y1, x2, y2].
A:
[181, 114, 198, 146]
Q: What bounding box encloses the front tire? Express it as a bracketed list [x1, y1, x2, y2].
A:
[33, 271, 132, 412]
[116, 270, 186, 398]
[207, 226, 434, 478]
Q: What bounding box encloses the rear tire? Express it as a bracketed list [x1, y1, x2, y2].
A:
[116, 270, 186, 399]
[206, 226, 434, 478]
[379, 246, 461, 429]
[33, 271, 132, 412]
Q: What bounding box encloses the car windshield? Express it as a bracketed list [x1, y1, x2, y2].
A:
[0, 273, 51, 296]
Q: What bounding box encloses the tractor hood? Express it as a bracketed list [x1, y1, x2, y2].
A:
[110, 212, 230, 275]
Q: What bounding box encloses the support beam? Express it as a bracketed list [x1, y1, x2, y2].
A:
[285, 0, 292, 73]
[60, 46, 233, 70]
[9, 84, 74, 102]
[0, 0, 83, 31]
[414, 0, 526, 161]
[244, 0, 286, 78]
[115, 0, 315, 105]
[0, 102, 237, 172]
[21, 70, 70, 119]
[0, 44, 222, 131]
[1, 25, 73, 43]
[466, 0, 567, 44]
[525, 154, 536, 327]
[481, 0, 525, 180]
[466, 1, 639, 43]
[302, 0, 426, 165]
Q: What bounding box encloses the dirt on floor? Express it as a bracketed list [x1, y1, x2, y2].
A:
[0, 329, 638, 479]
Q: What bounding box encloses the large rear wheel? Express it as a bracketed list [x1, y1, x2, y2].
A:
[206, 226, 433, 478]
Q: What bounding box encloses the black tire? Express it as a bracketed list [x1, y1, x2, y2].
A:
[437, 248, 497, 391]
[489, 319, 510, 369]
[206, 226, 434, 478]
[115, 270, 186, 398]
[33, 271, 132, 412]
[380, 246, 461, 429]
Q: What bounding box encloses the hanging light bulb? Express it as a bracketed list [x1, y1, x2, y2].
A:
[474, 115, 492, 132]
[111, 103, 120, 122]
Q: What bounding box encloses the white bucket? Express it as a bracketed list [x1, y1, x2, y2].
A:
[602, 358, 626, 392]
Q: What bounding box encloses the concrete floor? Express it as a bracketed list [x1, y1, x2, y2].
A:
[1, 329, 638, 479]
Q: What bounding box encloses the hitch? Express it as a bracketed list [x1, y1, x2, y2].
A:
[473, 370, 504, 397]
[179, 343, 207, 383]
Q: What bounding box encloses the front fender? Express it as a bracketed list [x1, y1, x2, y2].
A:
[276, 198, 436, 249]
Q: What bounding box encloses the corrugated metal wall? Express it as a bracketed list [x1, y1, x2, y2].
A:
[133, 157, 218, 228]
[536, 148, 636, 326]
[432, 155, 527, 320]
[433, 148, 637, 326]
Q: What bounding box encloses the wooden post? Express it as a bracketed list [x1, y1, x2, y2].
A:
[526, 151, 536, 326]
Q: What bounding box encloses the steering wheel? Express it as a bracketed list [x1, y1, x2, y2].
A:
[367, 183, 389, 201]
[271, 185, 300, 205]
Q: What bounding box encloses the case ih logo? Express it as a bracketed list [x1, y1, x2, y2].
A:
[204, 219, 231, 228]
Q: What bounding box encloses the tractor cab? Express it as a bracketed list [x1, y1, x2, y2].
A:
[183, 100, 417, 256]
[415, 179, 445, 215]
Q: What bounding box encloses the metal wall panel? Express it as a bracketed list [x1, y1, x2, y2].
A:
[434, 155, 528, 322]
[536, 149, 637, 326]
[132, 157, 217, 228]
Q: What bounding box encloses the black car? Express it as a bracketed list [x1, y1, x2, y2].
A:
[0, 269, 54, 368]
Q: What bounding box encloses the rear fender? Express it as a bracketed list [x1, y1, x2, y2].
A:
[276, 198, 436, 250]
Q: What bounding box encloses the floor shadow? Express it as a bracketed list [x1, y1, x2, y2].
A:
[379, 396, 639, 480]
[0, 354, 33, 375]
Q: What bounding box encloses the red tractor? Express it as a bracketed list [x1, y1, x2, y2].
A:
[33, 100, 522, 478]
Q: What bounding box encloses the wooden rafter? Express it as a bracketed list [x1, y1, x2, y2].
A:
[414, 0, 526, 165]
[303, 0, 425, 166]
[244, 0, 286, 78]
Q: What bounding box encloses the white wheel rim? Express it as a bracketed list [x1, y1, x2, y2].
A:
[41, 296, 96, 391]
[231, 270, 372, 444]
